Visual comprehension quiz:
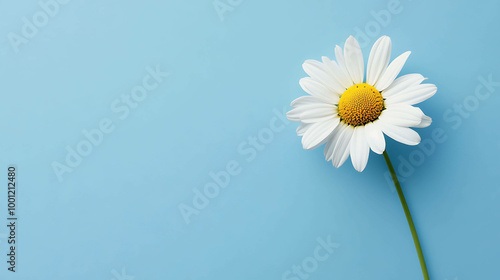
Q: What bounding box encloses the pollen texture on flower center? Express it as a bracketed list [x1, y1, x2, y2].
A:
[338, 83, 384, 126]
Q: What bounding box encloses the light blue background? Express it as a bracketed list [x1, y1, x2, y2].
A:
[0, 0, 499, 279]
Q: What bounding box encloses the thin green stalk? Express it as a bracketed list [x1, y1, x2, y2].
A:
[383, 150, 430, 280]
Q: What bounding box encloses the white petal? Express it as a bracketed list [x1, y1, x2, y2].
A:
[291, 96, 332, 108]
[385, 84, 437, 105]
[299, 78, 339, 103]
[287, 105, 310, 122]
[324, 136, 335, 161]
[350, 126, 370, 172]
[287, 103, 336, 123]
[379, 104, 424, 127]
[335, 45, 349, 76]
[385, 103, 425, 117]
[375, 51, 411, 91]
[410, 107, 432, 128]
[300, 105, 337, 123]
[332, 124, 354, 168]
[415, 114, 432, 128]
[324, 124, 345, 161]
[322, 56, 353, 89]
[366, 36, 391, 86]
[287, 109, 302, 122]
[379, 122, 421, 146]
[302, 118, 340, 150]
[343, 36, 364, 84]
[364, 121, 385, 154]
[382, 74, 426, 98]
[303, 60, 345, 94]
[296, 123, 311, 136]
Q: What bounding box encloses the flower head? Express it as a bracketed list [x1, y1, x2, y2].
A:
[287, 35, 436, 172]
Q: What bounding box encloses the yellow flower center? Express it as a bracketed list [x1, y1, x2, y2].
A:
[338, 83, 384, 126]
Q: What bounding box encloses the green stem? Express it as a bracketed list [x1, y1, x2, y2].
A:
[383, 150, 430, 280]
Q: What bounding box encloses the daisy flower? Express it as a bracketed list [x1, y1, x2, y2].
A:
[287, 35, 437, 172]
